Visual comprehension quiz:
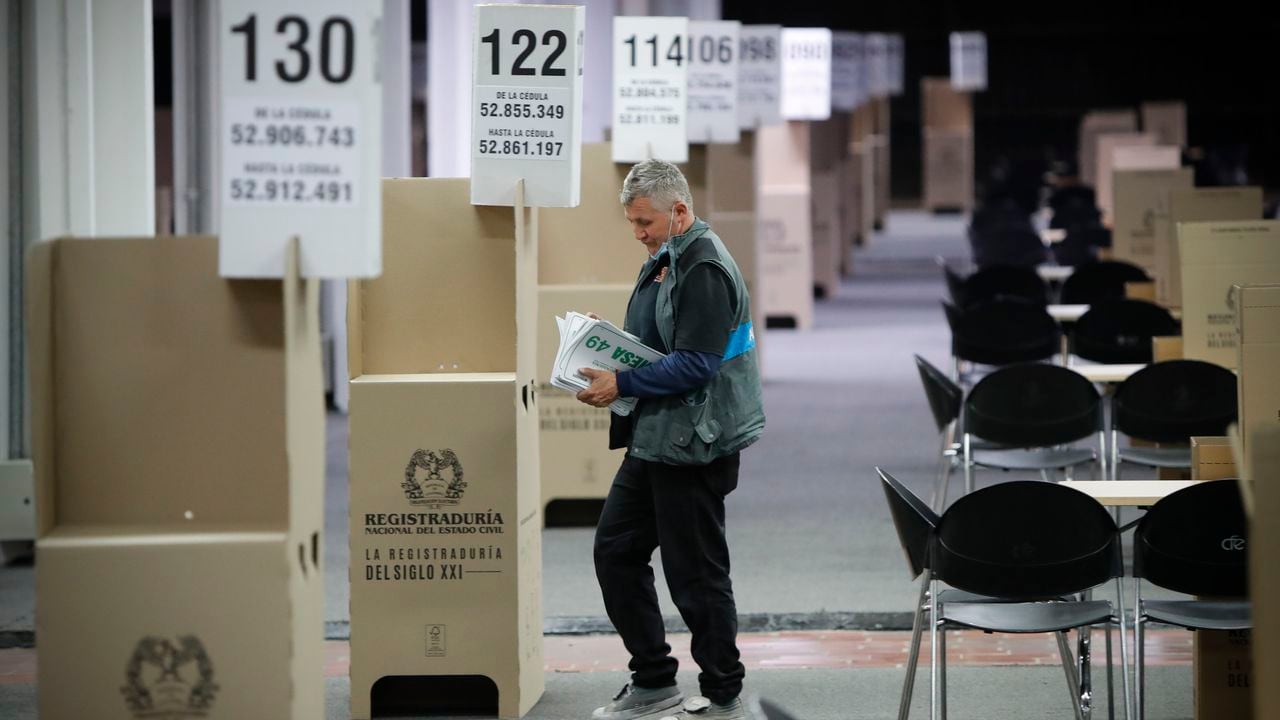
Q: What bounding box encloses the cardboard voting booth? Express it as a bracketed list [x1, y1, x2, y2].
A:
[810, 117, 845, 299]
[1094, 133, 1158, 224]
[921, 78, 973, 212]
[872, 95, 892, 231]
[1246, 422, 1280, 717]
[1233, 284, 1280, 463]
[758, 121, 815, 329]
[1141, 101, 1188, 148]
[1161, 187, 1263, 307]
[1178, 221, 1280, 369]
[853, 104, 878, 246]
[347, 179, 543, 719]
[1078, 110, 1138, 191]
[1111, 168, 1194, 278]
[29, 236, 325, 720]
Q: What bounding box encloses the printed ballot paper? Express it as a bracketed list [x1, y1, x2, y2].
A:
[551, 312, 666, 416]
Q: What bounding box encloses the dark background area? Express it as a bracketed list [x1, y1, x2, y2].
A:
[725, 1, 1280, 203]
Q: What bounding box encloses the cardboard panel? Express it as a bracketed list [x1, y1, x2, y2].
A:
[1191, 437, 1235, 480]
[539, 391, 621, 506]
[1161, 187, 1263, 307]
[1178, 221, 1280, 368]
[924, 130, 973, 211]
[1078, 110, 1138, 190]
[921, 77, 971, 131]
[811, 169, 842, 298]
[706, 132, 757, 214]
[1111, 168, 1194, 277]
[1141, 101, 1188, 148]
[1095, 132, 1156, 223]
[350, 179, 518, 376]
[758, 191, 814, 329]
[758, 122, 811, 192]
[1235, 284, 1280, 462]
[1195, 630, 1252, 719]
[1247, 423, 1280, 716]
[348, 375, 542, 719]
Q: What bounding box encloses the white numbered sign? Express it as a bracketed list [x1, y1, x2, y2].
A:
[950, 32, 988, 92]
[865, 33, 890, 98]
[737, 25, 782, 129]
[887, 34, 905, 96]
[780, 28, 831, 121]
[831, 32, 865, 112]
[471, 4, 585, 207]
[612, 16, 689, 163]
[218, 0, 382, 278]
[686, 20, 741, 144]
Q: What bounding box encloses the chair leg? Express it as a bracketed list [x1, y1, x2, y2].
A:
[1078, 621, 1093, 719]
[1057, 631, 1087, 720]
[930, 577, 941, 720]
[1105, 624, 1115, 720]
[1098, 430, 1108, 481]
[1110, 429, 1120, 482]
[899, 579, 930, 720]
[963, 433, 974, 496]
[939, 620, 948, 720]
[1135, 619, 1145, 720]
[1116, 579, 1133, 720]
[931, 422, 956, 512]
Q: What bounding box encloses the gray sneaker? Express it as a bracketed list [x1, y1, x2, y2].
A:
[658, 697, 747, 720]
[592, 683, 684, 720]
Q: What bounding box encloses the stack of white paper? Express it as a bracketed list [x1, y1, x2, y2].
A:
[550, 312, 667, 416]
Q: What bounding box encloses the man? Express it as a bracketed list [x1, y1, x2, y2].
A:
[575, 159, 766, 720]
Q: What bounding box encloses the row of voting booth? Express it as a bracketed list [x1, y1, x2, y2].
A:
[22, 2, 1280, 719]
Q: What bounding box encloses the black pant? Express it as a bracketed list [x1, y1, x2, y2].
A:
[593, 452, 745, 705]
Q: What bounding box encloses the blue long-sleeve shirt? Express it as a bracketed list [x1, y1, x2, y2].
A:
[615, 349, 723, 398]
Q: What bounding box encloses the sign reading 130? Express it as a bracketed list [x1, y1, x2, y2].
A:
[228, 13, 355, 83]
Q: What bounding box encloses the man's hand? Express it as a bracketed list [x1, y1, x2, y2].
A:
[576, 368, 619, 408]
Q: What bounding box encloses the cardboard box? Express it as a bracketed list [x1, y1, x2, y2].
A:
[924, 129, 974, 212]
[1152, 335, 1183, 362]
[1246, 423, 1280, 715]
[348, 178, 542, 719]
[758, 122, 814, 328]
[27, 235, 325, 720]
[922, 77, 972, 131]
[1096, 132, 1157, 223]
[1141, 101, 1188, 148]
[1111, 168, 1194, 277]
[707, 132, 758, 214]
[539, 143, 649, 285]
[1078, 110, 1138, 191]
[1195, 629, 1252, 720]
[758, 191, 815, 329]
[873, 96, 892, 229]
[1191, 437, 1235, 480]
[1234, 284, 1280, 463]
[1161, 187, 1264, 307]
[810, 169, 842, 299]
[1178, 221, 1280, 368]
[852, 105, 877, 244]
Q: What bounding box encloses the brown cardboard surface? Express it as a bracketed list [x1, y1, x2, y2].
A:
[1078, 110, 1138, 191]
[708, 213, 765, 356]
[539, 390, 621, 506]
[921, 77, 972, 131]
[1194, 629, 1252, 720]
[873, 96, 891, 227]
[809, 117, 846, 174]
[838, 149, 862, 273]
[350, 179, 518, 376]
[1141, 101, 1188, 148]
[538, 144, 648, 285]
[1234, 284, 1280, 463]
[37, 532, 321, 720]
[1161, 187, 1264, 307]
[924, 130, 974, 211]
[1096, 132, 1157, 223]
[759, 191, 814, 329]
[1247, 423, 1280, 715]
[811, 169, 842, 298]
[1191, 437, 1235, 480]
[758, 122, 811, 191]
[348, 375, 542, 719]
[707, 132, 757, 214]
[1152, 335, 1183, 362]
[1178, 221, 1280, 368]
[1111, 168, 1194, 277]
[1126, 281, 1158, 302]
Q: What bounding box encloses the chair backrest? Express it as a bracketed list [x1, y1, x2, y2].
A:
[1133, 479, 1248, 597]
[753, 697, 802, 720]
[1071, 299, 1181, 364]
[941, 300, 963, 333]
[1113, 360, 1239, 442]
[914, 355, 962, 433]
[878, 468, 940, 580]
[934, 481, 1120, 599]
[961, 264, 1049, 308]
[952, 299, 1062, 367]
[1049, 228, 1098, 268]
[1059, 260, 1151, 305]
[1048, 186, 1101, 232]
[964, 363, 1101, 447]
[940, 260, 968, 307]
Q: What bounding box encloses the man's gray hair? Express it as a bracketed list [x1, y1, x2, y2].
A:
[619, 159, 694, 214]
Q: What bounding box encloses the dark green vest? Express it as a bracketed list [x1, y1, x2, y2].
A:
[624, 219, 766, 465]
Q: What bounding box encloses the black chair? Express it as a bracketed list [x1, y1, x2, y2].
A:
[971, 225, 1049, 269]
[1050, 226, 1112, 267]
[930, 480, 1130, 720]
[956, 264, 1049, 308]
[1049, 185, 1102, 233]
[1059, 261, 1151, 305]
[1110, 360, 1238, 480]
[914, 355, 963, 511]
[1071, 300, 1180, 364]
[747, 696, 803, 720]
[950, 299, 1061, 373]
[938, 258, 968, 307]
[962, 363, 1104, 496]
[1132, 479, 1250, 719]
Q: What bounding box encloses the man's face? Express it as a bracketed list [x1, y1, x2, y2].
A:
[624, 197, 688, 256]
